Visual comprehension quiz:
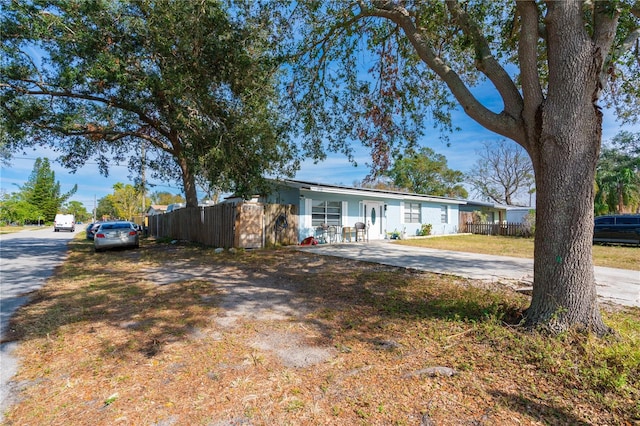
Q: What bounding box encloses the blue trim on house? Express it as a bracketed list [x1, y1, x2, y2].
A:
[263, 179, 466, 242]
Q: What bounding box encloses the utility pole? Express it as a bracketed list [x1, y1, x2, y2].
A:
[140, 142, 147, 231]
[141, 142, 146, 213]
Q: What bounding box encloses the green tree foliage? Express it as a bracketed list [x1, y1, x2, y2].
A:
[0, 192, 42, 225]
[595, 131, 640, 214]
[62, 200, 90, 223]
[467, 140, 534, 206]
[96, 196, 117, 221]
[19, 158, 76, 221]
[1, 0, 297, 207]
[111, 183, 141, 221]
[385, 147, 468, 198]
[276, 2, 639, 334]
[150, 191, 185, 206]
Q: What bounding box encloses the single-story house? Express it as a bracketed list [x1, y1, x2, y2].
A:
[505, 206, 535, 223]
[261, 179, 466, 242]
[459, 200, 508, 224]
[146, 205, 168, 216]
[458, 201, 535, 225]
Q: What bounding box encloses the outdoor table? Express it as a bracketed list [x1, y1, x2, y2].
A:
[342, 226, 355, 242]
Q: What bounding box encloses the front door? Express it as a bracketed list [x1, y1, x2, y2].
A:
[364, 201, 385, 240]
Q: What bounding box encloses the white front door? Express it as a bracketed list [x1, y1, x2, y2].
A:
[364, 201, 385, 240]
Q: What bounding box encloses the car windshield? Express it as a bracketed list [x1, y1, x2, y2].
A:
[102, 223, 131, 230]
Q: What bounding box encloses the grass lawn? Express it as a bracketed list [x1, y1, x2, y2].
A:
[0, 225, 29, 234]
[395, 234, 640, 271]
[0, 225, 50, 234]
[3, 236, 639, 425]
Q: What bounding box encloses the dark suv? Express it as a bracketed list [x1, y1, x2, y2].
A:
[593, 214, 640, 246]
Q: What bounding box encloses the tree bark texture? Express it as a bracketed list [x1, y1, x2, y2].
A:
[178, 156, 199, 208]
[523, 3, 609, 334]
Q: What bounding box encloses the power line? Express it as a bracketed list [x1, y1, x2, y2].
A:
[2, 156, 130, 168]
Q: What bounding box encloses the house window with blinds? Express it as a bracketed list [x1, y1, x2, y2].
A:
[311, 200, 342, 226]
[404, 202, 421, 223]
[441, 205, 448, 223]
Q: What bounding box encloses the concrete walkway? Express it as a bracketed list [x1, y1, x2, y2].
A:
[300, 240, 640, 308]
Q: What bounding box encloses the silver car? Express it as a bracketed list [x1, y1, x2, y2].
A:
[94, 221, 140, 252]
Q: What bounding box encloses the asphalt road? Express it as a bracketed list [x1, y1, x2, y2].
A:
[0, 226, 81, 421]
[300, 240, 640, 308]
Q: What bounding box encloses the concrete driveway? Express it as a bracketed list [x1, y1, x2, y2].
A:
[300, 240, 640, 308]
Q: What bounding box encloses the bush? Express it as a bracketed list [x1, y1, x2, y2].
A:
[522, 210, 536, 237]
[418, 223, 432, 236]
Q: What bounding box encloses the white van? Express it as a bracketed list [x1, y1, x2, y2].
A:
[54, 214, 75, 232]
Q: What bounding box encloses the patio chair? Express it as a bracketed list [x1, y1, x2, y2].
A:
[354, 222, 366, 242]
[327, 225, 338, 243]
[315, 223, 329, 243]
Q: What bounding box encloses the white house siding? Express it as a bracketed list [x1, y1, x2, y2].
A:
[266, 180, 464, 242]
[506, 208, 534, 224]
[393, 201, 460, 237]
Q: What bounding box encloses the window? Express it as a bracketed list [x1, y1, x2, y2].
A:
[440, 205, 448, 223]
[595, 217, 614, 225]
[404, 202, 421, 223]
[617, 216, 640, 225]
[311, 200, 341, 226]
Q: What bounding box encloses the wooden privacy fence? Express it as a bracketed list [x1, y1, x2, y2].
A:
[465, 222, 533, 237]
[147, 202, 298, 248]
[264, 204, 298, 246]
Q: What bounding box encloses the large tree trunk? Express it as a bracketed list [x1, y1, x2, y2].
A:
[177, 156, 199, 208]
[524, 4, 609, 335]
[527, 131, 609, 334]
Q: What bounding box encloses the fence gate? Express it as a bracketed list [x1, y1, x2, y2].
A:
[459, 212, 474, 233]
[234, 203, 264, 249]
[264, 204, 299, 246]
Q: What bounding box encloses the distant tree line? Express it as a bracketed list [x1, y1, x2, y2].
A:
[0, 158, 79, 225]
[94, 187, 184, 222]
[595, 131, 640, 215]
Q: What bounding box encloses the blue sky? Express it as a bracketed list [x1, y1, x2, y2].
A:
[2, 102, 636, 213]
[2, 6, 638, 215]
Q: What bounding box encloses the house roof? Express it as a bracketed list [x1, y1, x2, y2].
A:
[463, 200, 508, 210]
[274, 179, 466, 205]
[458, 199, 536, 212]
[146, 204, 168, 213]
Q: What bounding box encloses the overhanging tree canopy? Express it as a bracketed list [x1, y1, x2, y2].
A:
[385, 147, 468, 198]
[278, 1, 639, 334]
[1, 0, 298, 207]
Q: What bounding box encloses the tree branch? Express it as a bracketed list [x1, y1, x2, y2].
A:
[516, 1, 544, 150]
[4, 81, 174, 147]
[593, 1, 622, 99]
[444, 1, 524, 121]
[359, 1, 525, 143]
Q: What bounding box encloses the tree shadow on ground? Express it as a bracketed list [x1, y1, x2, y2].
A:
[4, 240, 241, 359]
[6, 241, 526, 357]
[5, 241, 633, 424]
[489, 390, 592, 426]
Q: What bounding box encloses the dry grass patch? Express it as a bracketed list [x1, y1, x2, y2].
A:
[3, 237, 639, 425]
[396, 234, 640, 270]
[0, 225, 38, 234]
